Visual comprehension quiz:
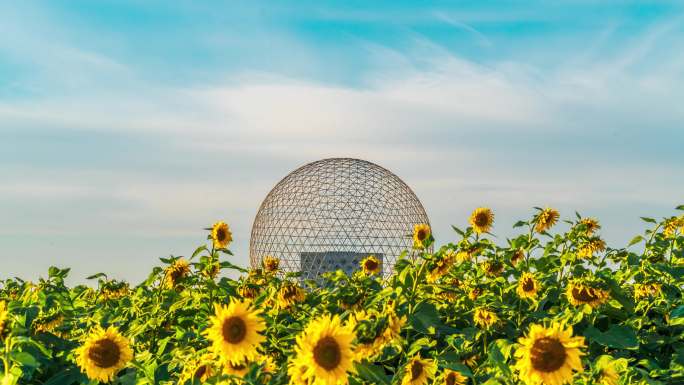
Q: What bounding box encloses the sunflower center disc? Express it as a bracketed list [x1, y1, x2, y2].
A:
[313, 336, 341, 370]
[445, 372, 457, 385]
[365, 260, 378, 271]
[89, 338, 121, 368]
[530, 337, 566, 372]
[522, 278, 535, 292]
[417, 230, 427, 241]
[223, 316, 247, 344]
[474, 213, 489, 227]
[217, 228, 227, 242]
[572, 287, 598, 302]
[410, 361, 423, 380]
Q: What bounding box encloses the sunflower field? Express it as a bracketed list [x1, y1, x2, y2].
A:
[1, 207, 684, 385]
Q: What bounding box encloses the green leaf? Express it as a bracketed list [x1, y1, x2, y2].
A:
[191, 245, 207, 258]
[409, 302, 447, 335]
[513, 220, 527, 228]
[354, 362, 390, 385]
[627, 235, 644, 247]
[451, 225, 465, 236]
[675, 204, 684, 211]
[86, 272, 107, 280]
[584, 325, 638, 349]
[10, 351, 38, 368]
[640, 217, 657, 224]
[43, 367, 83, 385]
[669, 305, 684, 326]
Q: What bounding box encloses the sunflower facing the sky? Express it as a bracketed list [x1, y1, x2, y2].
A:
[401, 355, 437, 385]
[263, 255, 280, 273]
[566, 282, 609, 309]
[360, 255, 381, 276]
[163, 258, 190, 289]
[292, 314, 356, 385]
[205, 299, 266, 365]
[413, 224, 431, 249]
[440, 369, 468, 385]
[211, 221, 233, 249]
[75, 326, 134, 383]
[517, 272, 540, 299]
[514, 322, 586, 385]
[535, 208, 560, 233]
[473, 308, 498, 329]
[469, 207, 494, 234]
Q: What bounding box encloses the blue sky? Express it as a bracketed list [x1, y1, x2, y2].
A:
[1, 1, 683, 284]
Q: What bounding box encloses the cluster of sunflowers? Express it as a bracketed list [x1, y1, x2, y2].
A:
[1, 209, 683, 385]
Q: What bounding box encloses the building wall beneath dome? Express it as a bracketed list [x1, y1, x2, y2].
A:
[300, 252, 384, 280]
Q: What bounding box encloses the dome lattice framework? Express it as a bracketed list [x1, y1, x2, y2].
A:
[249, 158, 431, 280]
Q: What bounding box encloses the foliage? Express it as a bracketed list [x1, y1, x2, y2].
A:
[1, 207, 683, 385]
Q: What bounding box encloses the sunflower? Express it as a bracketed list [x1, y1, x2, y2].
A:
[223, 360, 250, 378]
[211, 221, 233, 249]
[288, 360, 310, 385]
[205, 299, 266, 365]
[517, 272, 540, 299]
[514, 322, 585, 385]
[259, 355, 277, 374]
[427, 251, 455, 283]
[511, 248, 525, 266]
[164, 258, 190, 289]
[456, 251, 472, 263]
[263, 256, 280, 273]
[577, 238, 606, 259]
[348, 309, 387, 360]
[34, 313, 64, 334]
[203, 261, 221, 280]
[469, 207, 494, 234]
[293, 314, 356, 385]
[179, 353, 215, 384]
[595, 356, 620, 385]
[360, 255, 381, 276]
[483, 260, 504, 277]
[401, 355, 437, 385]
[579, 218, 600, 235]
[535, 208, 560, 233]
[75, 326, 133, 383]
[0, 301, 7, 335]
[462, 354, 479, 369]
[468, 288, 482, 301]
[566, 282, 609, 308]
[413, 224, 431, 249]
[382, 300, 406, 345]
[473, 308, 498, 329]
[238, 285, 258, 300]
[663, 217, 683, 238]
[440, 369, 468, 385]
[278, 282, 306, 309]
[634, 283, 661, 300]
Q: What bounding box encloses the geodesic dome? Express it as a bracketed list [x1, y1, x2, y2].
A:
[249, 158, 431, 280]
